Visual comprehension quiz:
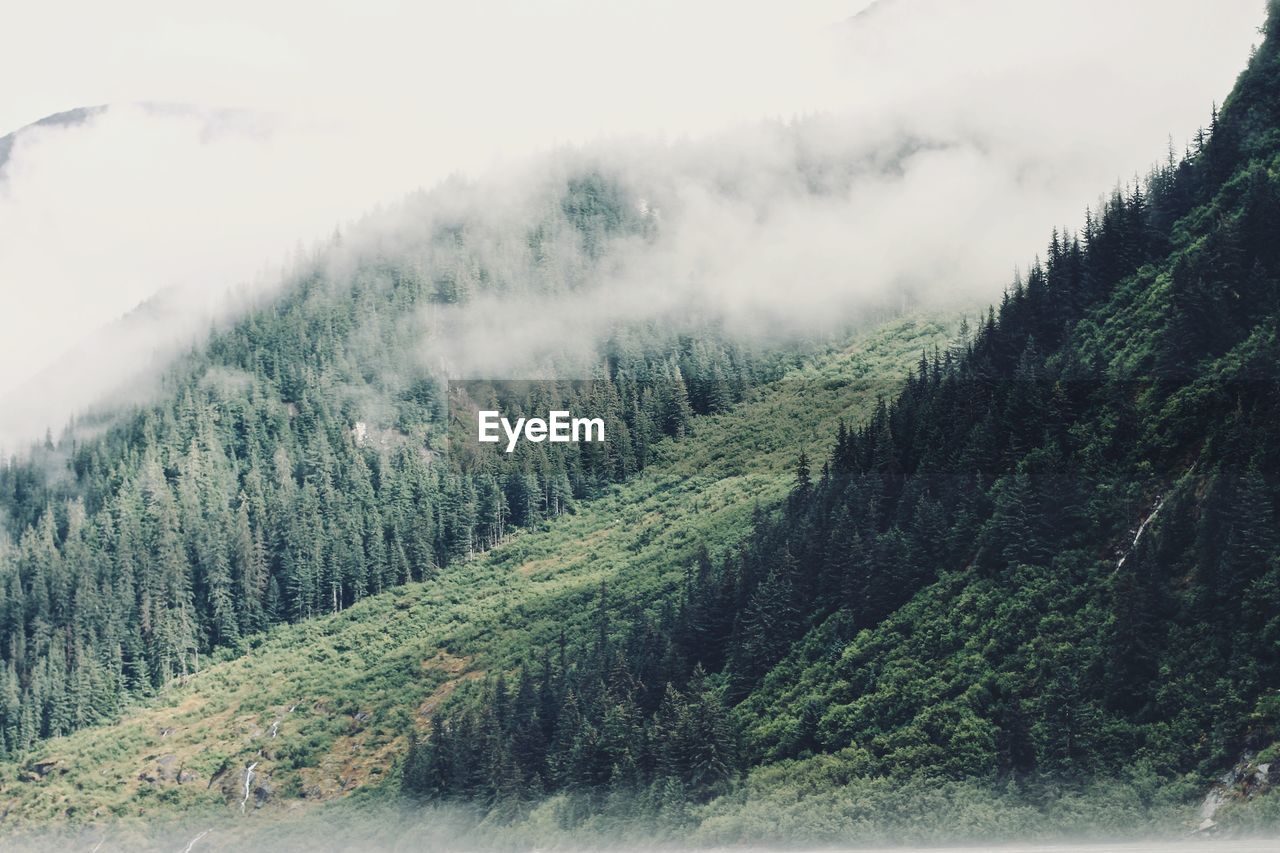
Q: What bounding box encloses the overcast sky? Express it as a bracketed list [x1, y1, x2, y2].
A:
[0, 0, 1268, 450]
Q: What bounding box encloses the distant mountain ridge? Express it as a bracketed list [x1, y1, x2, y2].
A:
[0, 106, 104, 176]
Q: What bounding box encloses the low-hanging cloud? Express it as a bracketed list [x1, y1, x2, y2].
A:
[0, 0, 1266, 451]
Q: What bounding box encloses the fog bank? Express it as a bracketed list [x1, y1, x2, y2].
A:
[0, 0, 1265, 451]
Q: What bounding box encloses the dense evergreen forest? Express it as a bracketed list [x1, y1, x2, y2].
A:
[403, 7, 1280, 821]
[0, 172, 799, 755]
[4, 5, 1280, 844]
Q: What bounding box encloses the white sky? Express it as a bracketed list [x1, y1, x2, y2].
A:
[0, 0, 861, 139]
[0, 0, 1268, 449]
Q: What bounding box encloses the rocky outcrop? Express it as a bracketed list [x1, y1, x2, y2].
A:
[1197, 750, 1278, 831]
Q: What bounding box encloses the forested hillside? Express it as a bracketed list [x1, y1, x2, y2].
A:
[4, 4, 1280, 848]
[0, 313, 947, 833]
[0, 169, 808, 756]
[401, 5, 1280, 836]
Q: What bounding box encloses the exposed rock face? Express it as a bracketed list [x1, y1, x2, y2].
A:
[1197, 750, 1278, 831]
[21, 759, 63, 782]
[138, 754, 187, 785]
[30, 760, 59, 776]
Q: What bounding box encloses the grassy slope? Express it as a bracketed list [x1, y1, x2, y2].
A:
[0, 314, 952, 831]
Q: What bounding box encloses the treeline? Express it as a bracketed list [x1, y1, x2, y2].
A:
[403, 586, 737, 819]
[0, 175, 785, 756]
[408, 11, 1280, 815]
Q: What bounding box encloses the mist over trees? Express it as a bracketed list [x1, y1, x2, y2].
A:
[0, 3, 1278, 844]
[401, 8, 1280, 827]
[0, 172, 800, 754]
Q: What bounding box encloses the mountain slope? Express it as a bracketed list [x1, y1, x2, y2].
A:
[388, 5, 1280, 844]
[726, 11, 1280, 783]
[5, 6, 1280, 849]
[0, 158, 826, 758]
[692, 9, 1280, 837]
[0, 316, 948, 829]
